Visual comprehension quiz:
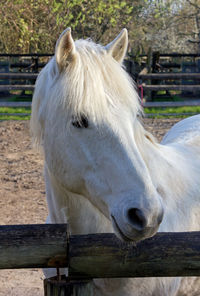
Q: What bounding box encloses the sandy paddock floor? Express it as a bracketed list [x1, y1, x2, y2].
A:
[0, 118, 181, 296]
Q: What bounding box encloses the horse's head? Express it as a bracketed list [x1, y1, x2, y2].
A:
[31, 28, 163, 243]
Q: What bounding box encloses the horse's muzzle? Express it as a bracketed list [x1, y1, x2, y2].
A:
[111, 205, 164, 243]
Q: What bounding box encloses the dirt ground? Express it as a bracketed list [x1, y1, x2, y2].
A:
[0, 118, 181, 296]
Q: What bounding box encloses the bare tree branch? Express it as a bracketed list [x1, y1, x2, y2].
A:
[188, 39, 200, 43]
[185, 0, 200, 11]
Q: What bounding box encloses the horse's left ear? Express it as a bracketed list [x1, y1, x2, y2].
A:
[55, 28, 76, 72]
[105, 29, 128, 63]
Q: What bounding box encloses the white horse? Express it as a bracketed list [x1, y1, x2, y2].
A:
[31, 28, 200, 296]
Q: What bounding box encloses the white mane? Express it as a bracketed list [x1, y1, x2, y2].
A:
[31, 39, 142, 141]
[62, 39, 142, 121]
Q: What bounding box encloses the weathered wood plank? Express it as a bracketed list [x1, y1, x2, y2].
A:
[159, 53, 200, 57]
[0, 102, 31, 107]
[0, 113, 30, 117]
[143, 84, 200, 91]
[139, 73, 200, 80]
[0, 224, 68, 269]
[0, 53, 52, 57]
[0, 73, 38, 79]
[69, 232, 200, 278]
[143, 99, 200, 108]
[0, 225, 200, 278]
[0, 85, 34, 91]
[9, 63, 46, 68]
[0, 100, 199, 110]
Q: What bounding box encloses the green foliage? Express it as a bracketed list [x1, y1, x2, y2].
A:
[0, 0, 198, 54]
[0, 0, 134, 53]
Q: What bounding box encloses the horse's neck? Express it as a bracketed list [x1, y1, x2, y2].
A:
[135, 125, 200, 231]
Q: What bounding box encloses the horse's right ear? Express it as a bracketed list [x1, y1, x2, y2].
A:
[55, 28, 76, 71]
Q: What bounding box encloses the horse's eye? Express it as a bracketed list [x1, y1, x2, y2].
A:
[72, 115, 89, 128]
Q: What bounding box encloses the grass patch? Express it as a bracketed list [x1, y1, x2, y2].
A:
[0, 107, 31, 120]
[0, 107, 31, 113]
[0, 115, 30, 120]
[144, 106, 200, 114]
[144, 106, 200, 118]
[0, 106, 199, 120]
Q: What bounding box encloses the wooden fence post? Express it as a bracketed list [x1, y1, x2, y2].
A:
[44, 276, 94, 296]
[151, 51, 160, 101]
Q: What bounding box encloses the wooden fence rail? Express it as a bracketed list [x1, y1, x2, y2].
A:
[143, 85, 200, 91]
[0, 85, 34, 91]
[0, 73, 37, 92]
[144, 99, 200, 108]
[0, 224, 200, 278]
[0, 73, 38, 79]
[0, 98, 199, 109]
[0, 102, 31, 107]
[139, 73, 200, 80]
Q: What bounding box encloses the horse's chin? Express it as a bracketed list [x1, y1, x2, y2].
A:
[111, 215, 134, 242]
[111, 215, 158, 243]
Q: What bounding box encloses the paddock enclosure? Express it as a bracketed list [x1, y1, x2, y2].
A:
[0, 117, 187, 296]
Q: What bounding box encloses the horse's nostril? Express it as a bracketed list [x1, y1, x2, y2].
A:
[127, 208, 147, 231]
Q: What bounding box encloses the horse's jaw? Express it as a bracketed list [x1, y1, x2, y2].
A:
[65, 191, 114, 236]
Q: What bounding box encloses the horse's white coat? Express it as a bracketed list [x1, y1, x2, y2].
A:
[31, 28, 200, 295]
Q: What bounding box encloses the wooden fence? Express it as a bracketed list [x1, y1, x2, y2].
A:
[0, 224, 200, 295]
[1, 224, 200, 295]
[0, 54, 51, 97]
[1, 52, 200, 94]
[139, 72, 200, 93]
[1, 224, 200, 277]
[134, 52, 200, 102]
[0, 53, 200, 118]
[0, 53, 52, 72]
[0, 72, 37, 92]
